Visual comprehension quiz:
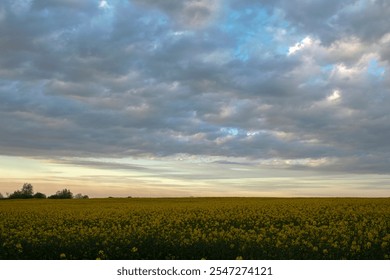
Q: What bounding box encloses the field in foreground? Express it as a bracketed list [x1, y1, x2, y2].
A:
[1, 197, 390, 260]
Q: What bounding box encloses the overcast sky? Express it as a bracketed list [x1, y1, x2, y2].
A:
[1, 0, 390, 197]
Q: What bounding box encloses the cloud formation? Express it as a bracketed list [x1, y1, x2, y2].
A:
[1, 0, 390, 177]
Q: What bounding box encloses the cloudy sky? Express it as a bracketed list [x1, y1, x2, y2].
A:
[1, 0, 390, 197]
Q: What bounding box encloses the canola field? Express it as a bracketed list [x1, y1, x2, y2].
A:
[0, 197, 390, 260]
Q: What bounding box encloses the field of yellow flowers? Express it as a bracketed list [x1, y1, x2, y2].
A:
[0, 197, 389, 259]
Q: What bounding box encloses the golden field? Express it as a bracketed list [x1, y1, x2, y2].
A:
[0, 197, 389, 260]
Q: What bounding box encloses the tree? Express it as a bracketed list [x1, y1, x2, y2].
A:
[21, 183, 34, 197]
[0, 192, 3, 199]
[48, 188, 73, 199]
[9, 183, 34, 199]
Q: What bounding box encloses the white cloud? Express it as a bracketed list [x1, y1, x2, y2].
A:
[99, 0, 110, 9]
[288, 36, 314, 55]
[327, 89, 341, 102]
[330, 63, 363, 81]
[327, 37, 368, 64]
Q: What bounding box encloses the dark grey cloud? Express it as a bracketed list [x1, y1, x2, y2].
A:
[239, 0, 390, 46]
[335, 0, 390, 43]
[131, 0, 221, 28]
[0, 0, 390, 175]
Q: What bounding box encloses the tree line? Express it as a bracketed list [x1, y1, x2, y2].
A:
[0, 183, 88, 199]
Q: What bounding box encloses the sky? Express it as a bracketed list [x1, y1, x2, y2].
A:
[1, 0, 390, 197]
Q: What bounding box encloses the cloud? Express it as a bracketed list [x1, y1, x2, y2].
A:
[53, 158, 148, 172]
[0, 0, 390, 177]
[131, 0, 221, 28]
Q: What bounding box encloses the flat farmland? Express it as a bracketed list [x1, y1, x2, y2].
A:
[0, 197, 389, 260]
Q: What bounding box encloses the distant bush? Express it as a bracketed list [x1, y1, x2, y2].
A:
[74, 193, 89, 199]
[48, 188, 73, 199]
[33, 192, 47, 199]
